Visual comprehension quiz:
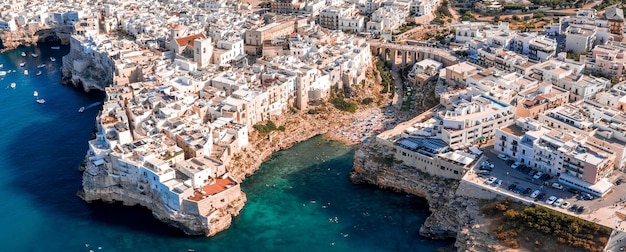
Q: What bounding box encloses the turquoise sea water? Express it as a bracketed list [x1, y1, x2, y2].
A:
[0, 46, 453, 251]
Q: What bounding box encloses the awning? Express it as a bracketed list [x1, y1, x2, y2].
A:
[478, 136, 486, 141]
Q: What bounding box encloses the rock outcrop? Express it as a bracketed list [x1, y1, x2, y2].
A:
[79, 162, 247, 236]
[61, 36, 112, 92]
[351, 139, 504, 251]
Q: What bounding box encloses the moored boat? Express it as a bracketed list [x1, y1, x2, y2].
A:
[50, 57, 56, 62]
[10, 83, 16, 89]
[0, 71, 6, 76]
[34, 91, 38, 96]
[37, 63, 46, 68]
[36, 98, 46, 104]
[19, 62, 25, 67]
[36, 71, 42, 76]
[78, 107, 85, 113]
[31, 53, 38, 58]
[51, 46, 60, 50]
[24, 70, 28, 75]
[21, 52, 26, 57]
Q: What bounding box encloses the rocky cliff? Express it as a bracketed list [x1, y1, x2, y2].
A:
[351, 139, 504, 252]
[60, 36, 112, 92]
[79, 162, 247, 236]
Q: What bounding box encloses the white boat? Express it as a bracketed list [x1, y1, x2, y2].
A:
[24, 70, 28, 75]
[34, 91, 38, 96]
[36, 98, 46, 104]
[0, 71, 6, 76]
[51, 46, 60, 50]
[36, 71, 42, 76]
[78, 106, 85, 113]
[50, 57, 56, 62]
[19, 62, 25, 67]
[10, 83, 16, 89]
[37, 63, 46, 68]
[21, 52, 26, 57]
[0, 64, 3, 68]
[31, 53, 38, 58]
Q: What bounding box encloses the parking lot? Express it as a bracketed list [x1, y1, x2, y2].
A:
[464, 145, 626, 230]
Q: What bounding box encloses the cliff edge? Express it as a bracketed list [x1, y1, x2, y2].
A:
[351, 139, 505, 252]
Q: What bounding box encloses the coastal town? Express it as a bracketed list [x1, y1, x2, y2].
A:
[4, 0, 626, 251]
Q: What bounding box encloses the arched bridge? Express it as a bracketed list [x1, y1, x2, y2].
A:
[370, 42, 459, 67]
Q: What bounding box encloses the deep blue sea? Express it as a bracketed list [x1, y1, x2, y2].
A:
[0, 46, 453, 252]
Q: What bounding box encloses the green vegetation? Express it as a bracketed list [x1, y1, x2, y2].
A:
[434, 0, 450, 24]
[530, 0, 579, 8]
[253, 120, 282, 133]
[307, 109, 318, 114]
[533, 12, 546, 18]
[393, 22, 420, 35]
[258, 2, 270, 8]
[361, 97, 374, 105]
[594, 0, 624, 10]
[330, 97, 357, 113]
[482, 199, 611, 252]
[375, 60, 392, 94]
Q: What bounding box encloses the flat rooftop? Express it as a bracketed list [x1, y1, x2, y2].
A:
[188, 177, 237, 201]
[501, 124, 525, 137]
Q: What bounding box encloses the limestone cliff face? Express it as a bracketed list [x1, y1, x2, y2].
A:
[61, 36, 112, 92]
[351, 140, 503, 252]
[79, 165, 246, 236]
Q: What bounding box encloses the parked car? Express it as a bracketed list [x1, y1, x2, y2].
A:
[485, 176, 497, 185]
[576, 206, 585, 214]
[514, 186, 523, 194]
[497, 154, 508, 161]
[539, 174, 550, 181]
[492, 179, 503, 187]
[508, 184, 517, 191]
[482, 161, 494, 169]
[518, 164, 527, 170]
[552, 183, 563, 190]
[533, 171, 543, 180]
[546, 196, 557, 205]
[528, 170, 537, 176]
[522, 188, 533, 196]
[553, 198, 564, 207]
[617, 178, 624, 185]
[477, 170, 491, 176]
[530, 190, 541, 199]
[521, 166, 532, 174]
[511, 162, 521, 169]
[568, 188, 580, 194]
[560, 201, 571, 209]
[537, 193, 546, 201]
[568, 204, 578, 212]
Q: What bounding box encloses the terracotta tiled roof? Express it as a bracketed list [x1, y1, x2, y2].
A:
[175, 34, 206, 47]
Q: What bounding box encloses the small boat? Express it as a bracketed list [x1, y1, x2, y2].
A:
[78, 106, 85, 113]
[36, 71, 42, 76]
[34, 91, 38, 96]
[0, 64, 3, 68]
[24, 70, 28, 75]
[31, 53, 38, 58]
[37, 63, 46, 68]
[51, 46, 60, 50]
[0, 71, 6, 76]
[10, 83, 16, 89]
[50, 57, 56, 62]
[21, 52, 26, 57]
[19, 62, 25, 67]
[36, 98, 46, 104]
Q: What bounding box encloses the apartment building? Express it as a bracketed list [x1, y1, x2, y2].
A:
[435, 94, 515, 149]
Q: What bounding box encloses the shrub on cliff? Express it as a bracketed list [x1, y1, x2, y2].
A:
[361, 97, 374, 105]
[253, 120, 282, 133]
[330, 97, 357, 113]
